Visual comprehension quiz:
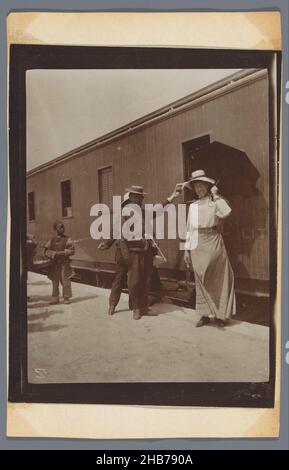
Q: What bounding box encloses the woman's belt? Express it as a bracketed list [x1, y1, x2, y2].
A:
[195, 226, 218, 233]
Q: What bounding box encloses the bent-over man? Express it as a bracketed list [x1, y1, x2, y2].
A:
[103, 185, 180, 320]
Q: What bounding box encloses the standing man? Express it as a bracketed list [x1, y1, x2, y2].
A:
[44, 221, 75, 304]
[98, 186, 180, 316]
[99, 191, 163, 315]
[99, 185, 180, 319]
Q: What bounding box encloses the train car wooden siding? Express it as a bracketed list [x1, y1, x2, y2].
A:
[27, 68, 269, 297]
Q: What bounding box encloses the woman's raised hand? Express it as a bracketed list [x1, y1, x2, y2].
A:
[210, 185, 219, 196]
[168, 183, 184, 202]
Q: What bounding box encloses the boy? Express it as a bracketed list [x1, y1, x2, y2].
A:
[45, 221, 75, 304]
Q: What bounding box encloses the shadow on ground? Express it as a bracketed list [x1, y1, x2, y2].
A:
[28, 309, 64, 322]
[27, 280, 51, 286]
[69, 295, 98, 304]
[28, 322, 67, 333]
[27, 294, 98, 309]
[235, 294, 269, 327]
[161, 283, 269, 327]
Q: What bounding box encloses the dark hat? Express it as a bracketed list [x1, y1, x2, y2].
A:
[124, 185, 147, 196]
[53, 220, 64, 230]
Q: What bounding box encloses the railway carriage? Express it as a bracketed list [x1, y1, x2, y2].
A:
[27, 68, 271, 299]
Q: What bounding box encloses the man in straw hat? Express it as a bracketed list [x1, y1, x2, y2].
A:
[99, 192, 163, 315]
[99, 185, 180, 319]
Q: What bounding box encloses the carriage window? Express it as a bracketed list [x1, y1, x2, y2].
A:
[28, 191, 35, 221]
[61, 179, 73, 217]
[98, 166, 113, 207]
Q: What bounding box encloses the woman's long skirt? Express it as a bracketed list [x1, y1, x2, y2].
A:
[189, 229, 236, 320]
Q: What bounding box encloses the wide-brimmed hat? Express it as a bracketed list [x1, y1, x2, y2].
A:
[189, 169, 215, 185]
[124, 185, 147, 196]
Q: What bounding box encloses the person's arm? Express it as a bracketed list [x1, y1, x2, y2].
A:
[211, 186, 232, 218]
[98, 213, 120, 249]
[44, 240, 51, 250]
[184, 206, 192, 267]
[98, 239, 115, 250]
[44, 240, 57, 260]
[165, 185, 183, 205]
[152, 185, 183, 220]
[64, 238, 75, 257]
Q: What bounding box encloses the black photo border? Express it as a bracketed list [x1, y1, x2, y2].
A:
[8, 45, 281, 407]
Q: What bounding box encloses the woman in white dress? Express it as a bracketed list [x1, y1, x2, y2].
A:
[184, 170, 236, 327]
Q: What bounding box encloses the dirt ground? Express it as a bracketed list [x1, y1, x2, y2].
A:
[27, 272, 269, 384]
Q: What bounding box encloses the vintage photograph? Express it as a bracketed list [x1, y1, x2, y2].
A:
[8, 44, 279, 407]
[26, 67, 273, 382]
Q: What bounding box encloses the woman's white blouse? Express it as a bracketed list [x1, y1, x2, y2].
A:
[185, 196, 231, 249]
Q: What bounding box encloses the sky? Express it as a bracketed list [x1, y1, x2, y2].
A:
[26, 69, 240, 170]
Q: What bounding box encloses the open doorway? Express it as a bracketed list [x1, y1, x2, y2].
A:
[182, 134, 210, 202]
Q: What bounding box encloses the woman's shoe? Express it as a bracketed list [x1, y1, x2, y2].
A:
[195, 316, 210, 327]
